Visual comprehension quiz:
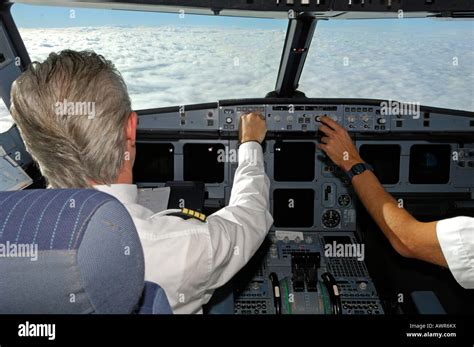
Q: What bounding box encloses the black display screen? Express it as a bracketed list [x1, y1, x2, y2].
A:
[274, 142, 315, 182]
[133, 143, 174, 183]
[273, 142, 316, 182]
[359, 144, 401, 184]
[183, 143, 225, 183]
[273, 189, 314, 227]
[409, 144, 451, 184]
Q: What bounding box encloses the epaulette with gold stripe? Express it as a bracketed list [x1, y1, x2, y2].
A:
[167, 208, 207, 222]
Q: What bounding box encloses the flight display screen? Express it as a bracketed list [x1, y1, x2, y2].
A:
[409, 144, 451, 184]
[273, 189, 314, 227]
[359, 144, 401, 184]
[183, 143, 225, 183]
[133, 143, 174, 182]
[274, 142, 316, 182]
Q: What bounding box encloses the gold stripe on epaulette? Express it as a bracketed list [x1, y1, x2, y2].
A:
[181, 208, 207, 222]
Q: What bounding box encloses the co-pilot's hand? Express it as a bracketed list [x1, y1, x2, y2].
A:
[318, 116, 364, 172]
[239, 112, 267, 144]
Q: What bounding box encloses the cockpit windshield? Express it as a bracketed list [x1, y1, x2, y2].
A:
[6, 4, 474, 115]
[299, 19, 474, 111]
[11, 4, 287, 110]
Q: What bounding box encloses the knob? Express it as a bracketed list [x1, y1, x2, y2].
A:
[226, 117, 233, 124]
[377, 118, 387, 124]
[361, 114, 370, 122]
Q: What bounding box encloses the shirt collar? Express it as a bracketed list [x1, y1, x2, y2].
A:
[93, 184, 138, 205]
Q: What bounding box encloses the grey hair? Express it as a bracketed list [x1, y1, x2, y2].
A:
[10, 50, 132, 188]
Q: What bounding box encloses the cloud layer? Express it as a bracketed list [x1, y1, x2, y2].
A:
[1, 25, 472, 133]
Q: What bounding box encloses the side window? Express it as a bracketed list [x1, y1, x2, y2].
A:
[0, 97, 14, 134]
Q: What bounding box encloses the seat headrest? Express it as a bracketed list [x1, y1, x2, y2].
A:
[0, 189, 145, 314]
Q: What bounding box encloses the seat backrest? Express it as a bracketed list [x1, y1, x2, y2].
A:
[0, 189, 146, 314]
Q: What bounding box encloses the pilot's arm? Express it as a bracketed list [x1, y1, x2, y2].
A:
[318, 116, 474, 289]
[203, 112, 273, 290]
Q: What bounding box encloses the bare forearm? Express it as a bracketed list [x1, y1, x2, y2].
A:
[352, 170, 414, 257]
[352, 170, 447, 266]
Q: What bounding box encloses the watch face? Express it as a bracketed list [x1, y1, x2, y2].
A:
[353, 163, 365, 175]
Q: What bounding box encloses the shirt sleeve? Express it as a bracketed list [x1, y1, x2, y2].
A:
[202, 141, 273, 301]
[436, 216, 474, 289]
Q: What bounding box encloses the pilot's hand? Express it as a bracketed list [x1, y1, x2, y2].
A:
[318, 116, 364, 172]
[239, 112, 267, 144]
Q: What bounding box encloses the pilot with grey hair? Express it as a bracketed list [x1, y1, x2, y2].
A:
[10, 49, 273, 313]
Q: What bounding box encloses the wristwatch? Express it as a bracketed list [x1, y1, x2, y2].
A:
[346, 162, 373, 181]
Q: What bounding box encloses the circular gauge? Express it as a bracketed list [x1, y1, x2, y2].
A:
[337, 194, 352, 207]
[322, 210, 341, 228]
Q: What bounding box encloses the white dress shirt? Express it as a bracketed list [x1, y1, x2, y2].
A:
[437, 216, 474, 289]
[95, 141, 273, 314]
